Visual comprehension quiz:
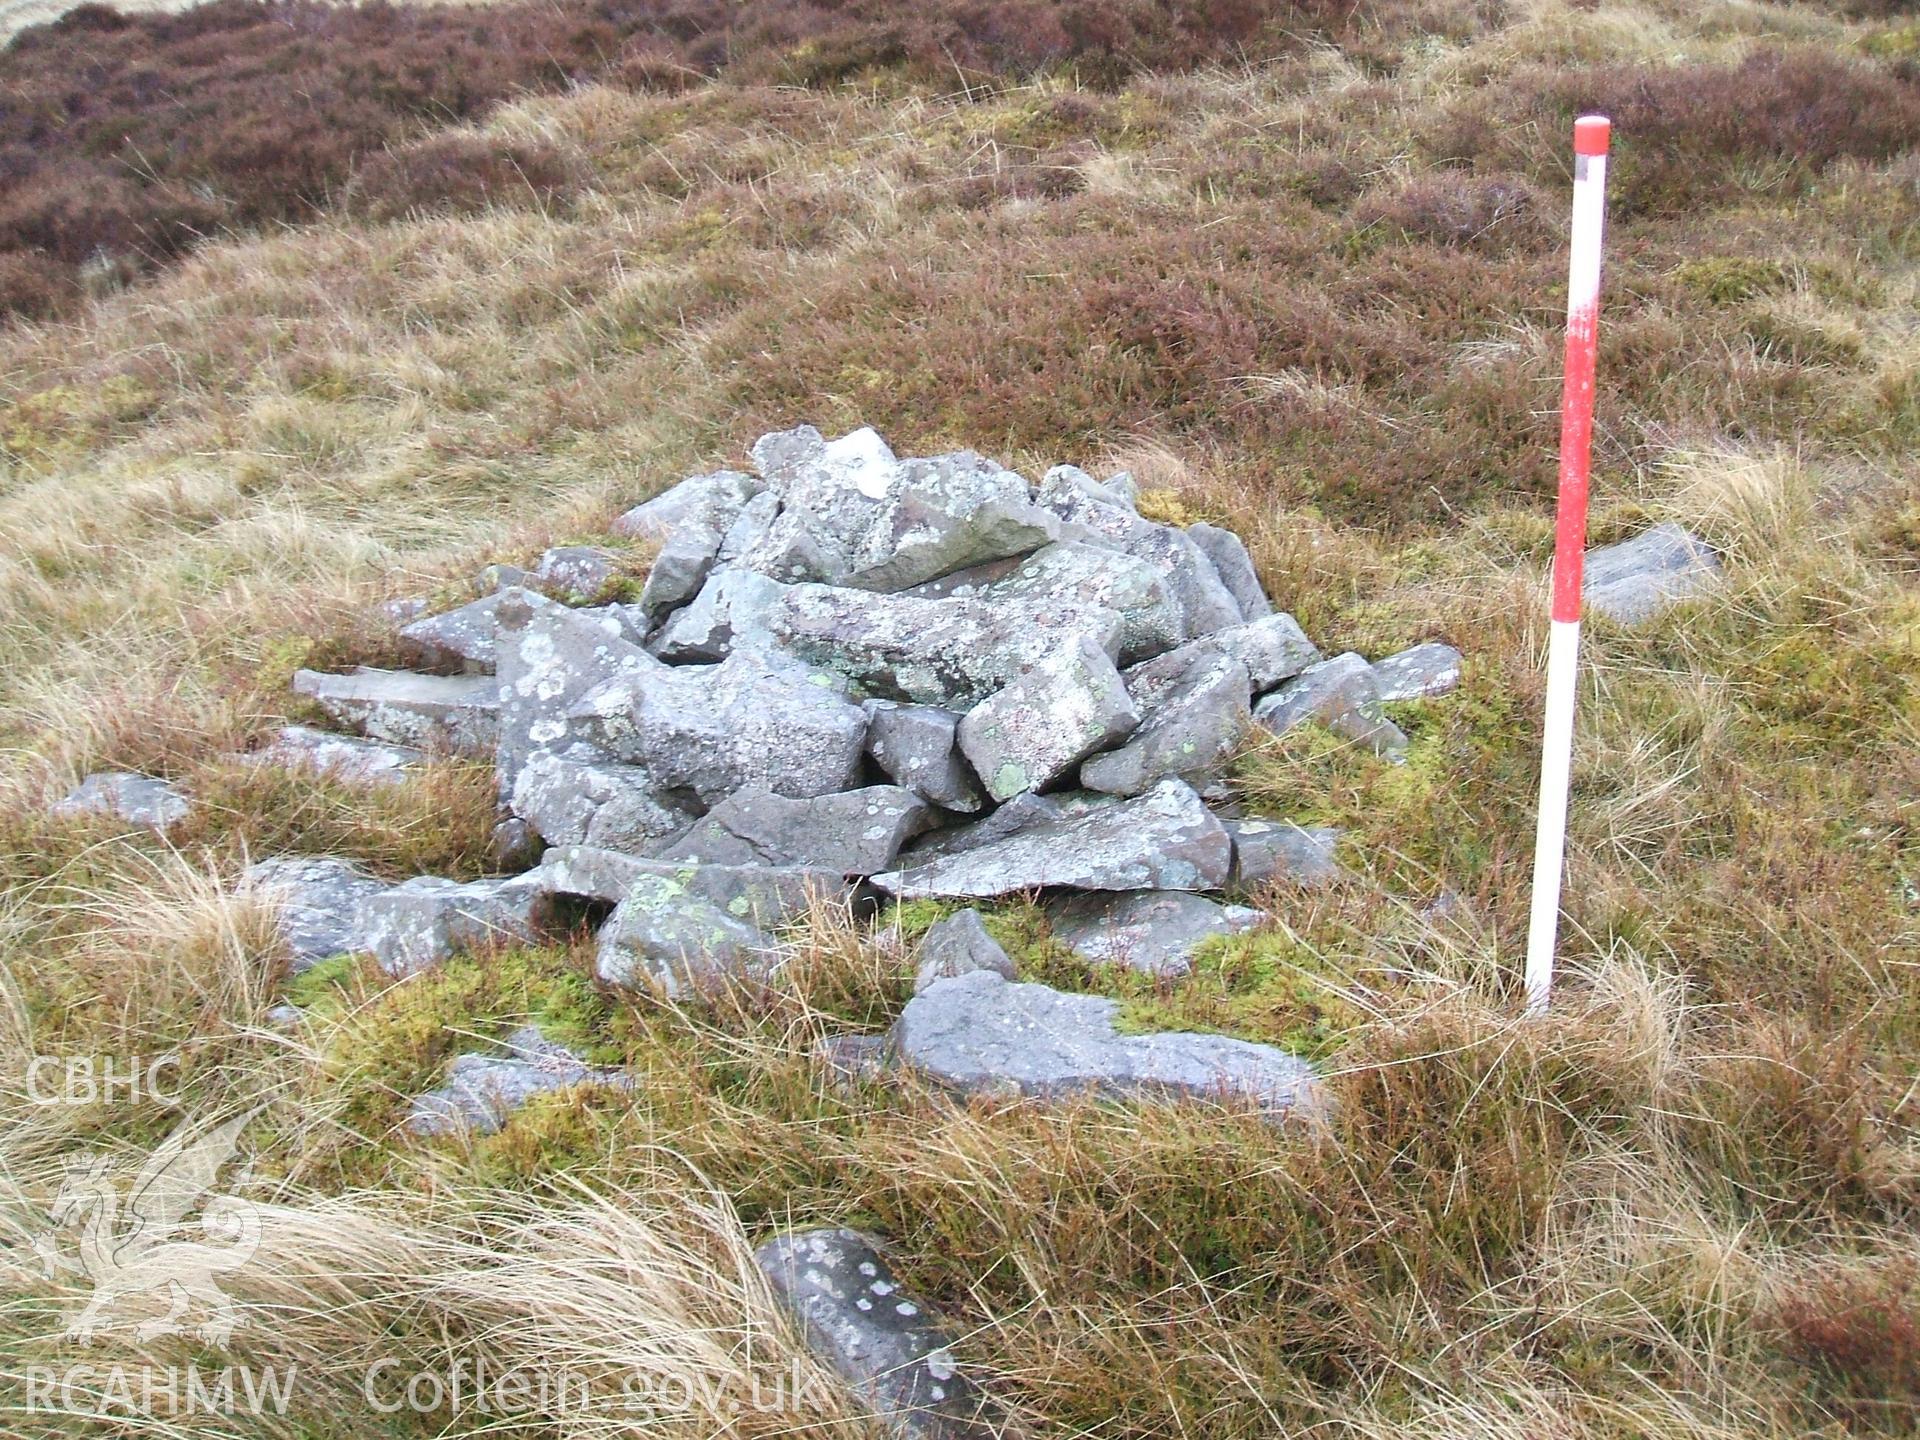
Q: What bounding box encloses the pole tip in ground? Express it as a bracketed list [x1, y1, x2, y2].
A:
[1575, 115, 1611, 156]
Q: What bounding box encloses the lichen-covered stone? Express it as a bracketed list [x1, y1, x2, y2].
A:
[770, 583, 1124, 709]
[293, 667, 500, 757]
[1583, 523, 1722, 624]
[1371, 641, 1462, 701]
[407, 1028, 632, 1137]
[895, 792, 1062, 864]
[399, 589, 557, 672]
[612, 469, 761, 541]
[1225, 818, 1343, 888]
[1127, 612, 1321, 705]
[249, 725, 425, 787]
[873, 777, 1229, 898]
[51, 772, 191, 831]
[895, 970, 1319, 1115]
[529, 845, 849, 927]
[659, 784, 930, 875]
[509, 747, 695, 853]
[1186, 522, 1272, 620]
[361, 874, 547, 977]
[636, 522, 722, 617]
[1046, 889, 1261, 976]
[754, 1227, 1000, 1440]
[1252, 652, 1408, 760]
[593, 878, 774, 994]
[863, 701, 985, 812]
[912, 909, 1016, 993]
[649, 568, 787, 662]
[957, 636, 1139, 801]
[531, 545, 621, 603]
[904, 539, 1181, 661]
[241, 855, 389, 972]
[1081, 648, 1249, 796]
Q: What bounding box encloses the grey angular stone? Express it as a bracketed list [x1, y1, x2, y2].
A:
[769, 583, 1123, 709]
[814, 1033, 893, 1089]
[362, 874, 547, 977]
[637, 522, 722, 616]
[755, 1228, 999, 1440]
[594, 879, 774, 995]
[1081, 649, 1250, 796]
[494, 593, 663, 801]
[294, 668, 500, 757]
[241, 855, 389, 972]
[407, 1027, 631, 1138]
[249, 725, 425, 787]
[732, 508, 844, 585]
[509, 747, 695, 853]
[957, 636, 1139, 801]
[612, 469, 761, 541]
[1123, 525, 1244, 641]
[1127, 612, 1321, 705]
[837, 450, 1059, 593]
[659, 785, 929, 876]
[716, 490, 782, 565]
[864, 701, 985, 813]
[750, 424, 829, 482]
[1225, 819, 1343, 888]
[873, 777, 1230, 898]
[1047, 890, 1261, 977]
[1252, 652, 1408, 760]
[895, 970, 1319, 1116]
[477, 563, 530, 592]
[905, 540, 1183, 662]
[1583, 523, 1722, 624]
[912, 909, 1016, 994]
[1036, 465, 1143, 536]
[529, 845, 848, 928]
[569, 648, 867, 805]
[650, 569, 787, 663]
[531, 545, 621, 603]
[380, 595, 430, 624]
[1371, 641, 1462, 701]
[490, 816, 543, 870]
[1186, 523, 1273, 620]
[399, 589, 558, 672]
[51, 772, 191, 831]
[897, 792, 1062, 863]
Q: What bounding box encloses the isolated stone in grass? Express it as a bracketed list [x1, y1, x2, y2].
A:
[873, 777, 1230, 898]
[1046, 889, 1262, 977]
[905, 538, 1183, 661]
[895, 970, 1319, 1116]
[1252, 652, 1408, 761]
[362, 874, 546, 977]
[1129, 611, 1321, 703]
[51, 772, 191, 831]
[400, 588, 557, 672]
[529, 845, 849, 927]
[814, 1033, 893, 1089]
[957, 635, 1139, 801]
[661, 784, 931, 875]
[913, 909, 1016, 993]
[249, 724, 426, 787]
[650, 568, 787, 662]
[1583, 523, 1722, 624]
[593, 878, 773, 994]
[1186, 522, 1272, 620]
[509, 746, 695, 853]
[407, 1028, 631, 1138]
[755, 1227, 1000, 1440]
[1081, 648, 1250, 796]
[294, 667, 500, 757]
[242, 855, 390, 973]
[1371, 641, 1463, 701]
[1225, 819, 1343, 888]
[769, 583, 1124, 708]
[531, 545, 620, 603]
[569, 647, 867, 804]
[612, 468, 761, 541]
[864, 700, 985, 813]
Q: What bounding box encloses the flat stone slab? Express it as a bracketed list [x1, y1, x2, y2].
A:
[529, 845, 849, 928]
[873, 778, 1230, 898]
[912, 909, 1016, 993]
[1371, 641, 1462, 701]
[612, 468, 761, 541]
[768, 583, 1124, 709]
[1583, 523, 1722, 624]
[659, 784, 930, 876]
[895, 970, 1319, 1116]
[242, 855, 390, 973]
[649, 568, 787, 663]
[51, 772, 190, 831]
[754, 1227, 999, 1440]
[407, 1027, 631, 1137]
[361, 873, 545, 977]
[1082, 648, 1249, 796]
[1126, 612, 1320, 705]
[957, 635, 1138, 800]
[249, 725, 425, 787]
[1046, 890, 1261, 976]
[294, 668, 499, 757]
[1252, 652, 1408, 760]
[1225, 819, 1343, 887]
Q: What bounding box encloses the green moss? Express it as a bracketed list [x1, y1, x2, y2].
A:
[1108, 930, 1361, 1059]
[1673, 256, 1789, 306]
[282, 951, 361, 1014]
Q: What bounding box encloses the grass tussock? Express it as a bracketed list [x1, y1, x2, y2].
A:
[0, 0, 1918, 1434]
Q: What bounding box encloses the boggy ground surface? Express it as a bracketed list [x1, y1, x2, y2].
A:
[1, 0, 1918, 1436]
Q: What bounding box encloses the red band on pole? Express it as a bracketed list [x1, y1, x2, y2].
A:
[1574, 115, 1611, 156]
[1549, 117, 1609, 626]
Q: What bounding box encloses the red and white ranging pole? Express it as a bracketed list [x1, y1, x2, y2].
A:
[1524, 114, 1611, 1016]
